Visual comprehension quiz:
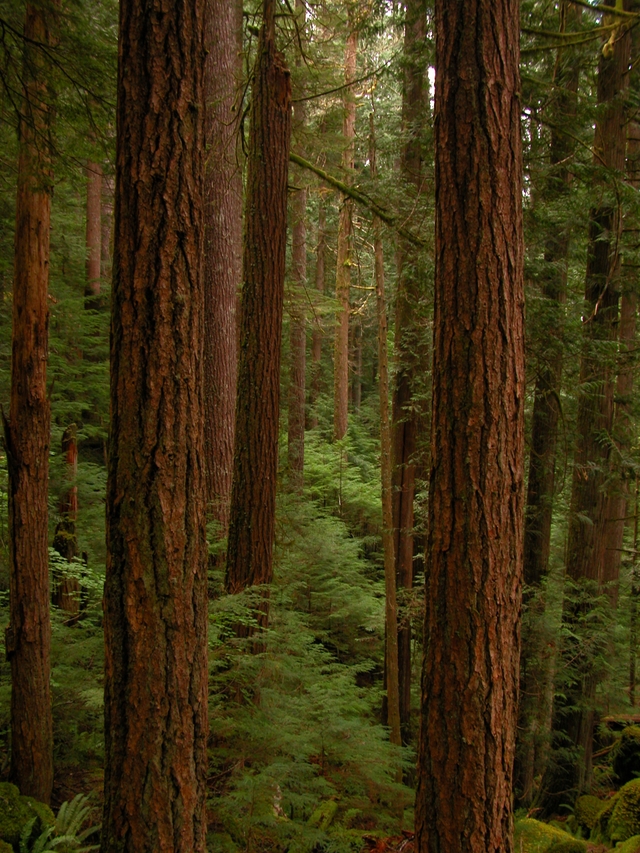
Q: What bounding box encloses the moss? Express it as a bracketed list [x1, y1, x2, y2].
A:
[574, 794, 606, 833]
[613, 727, 640, 785]
[0, 782, 54, 849]
[308, 799, 339, 831]
[0, 843, 12, 853]
[616, 836, 640, 853]
[592, 793, 619, 843]
[514, 818, 585, 853]
[609, 780, 640, 843]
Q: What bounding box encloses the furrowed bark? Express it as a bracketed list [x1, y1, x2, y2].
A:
[102, 0, 208, 848]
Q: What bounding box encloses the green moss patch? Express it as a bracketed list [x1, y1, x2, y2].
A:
[616, 835, 640, 853]
[574, 794, 606, 833]
[0, 782, 54, 849]
[514, 818, 586, 853]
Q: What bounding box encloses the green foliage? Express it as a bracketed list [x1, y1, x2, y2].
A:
[573, 794, 605, 834]
[19, 795, 99, 853]
[613, 727, 640, 786]
[0, 783, 54, 850]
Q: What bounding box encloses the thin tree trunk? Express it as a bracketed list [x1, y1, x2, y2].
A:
[52, 424, 80, 621]
[203, 0, 243, 541]
[371, 113, 401, 752]
[517, 1, 580, 805]
[101, 172, 113, 285]
[225, 2, 292, 605]
[288, 1, 307, 492]
[4, 0, 57, 804]
[333, 25, 356, 441]
[415, 1, 525, 849]
[309, 193, 326, 429]
[101, 0, 208, 847]
[392, 0, 428, 743]
[84, 161, 102, 307]
[558, 5, 632, 796]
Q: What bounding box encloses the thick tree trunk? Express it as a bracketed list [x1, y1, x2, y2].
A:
[517, 2, 580, 805]
[415, 1, 525, 850]
[101, 0, 208, 849]
[52, 424, 80, 621]
[308, 194, 326, 429]
[371, 114, 401, 752]
[4, 1, 56, 804]
[392, 0, 428, 744]
[558, 7, 631, 796]
[225, 4, 292, 602]
[203, 0, 243, 539]
[288, 10, 307, 493]
[333, 26, 356, 441]
[84, 161, 102, 307]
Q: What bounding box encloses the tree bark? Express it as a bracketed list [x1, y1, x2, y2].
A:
[392, 0, 428, 744]
[203, 0, 243, 539]
[4, 0, 57, 805]
[371, 113, 402, 752]
[52, 424, 80, 621]
[101, 172, 113, 285]
[288, 1, 307, 493]
[415, 1, 525, 850]
[333, 24, 356, 441]
[101, 0, 208, 848]
[225, 4, 292, 601]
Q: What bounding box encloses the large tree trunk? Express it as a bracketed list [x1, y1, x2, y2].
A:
[101, 0, 208, 848]
[517, 1, 581, 806]
[203, 0, 243, 540]
[415, 1, 525, 850]
[557, 6, 632, 797]
[225, 1, 292, 603]
[4, 1, 56, 804]
[288, 2, 307, 493]
[392, 0, 428, 745]
[333, 24, 356, 441]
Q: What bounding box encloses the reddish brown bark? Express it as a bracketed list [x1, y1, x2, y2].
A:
[558, 7, 632, 796]
[101, 172, 113, 284]
[101, 0, 208, 849]
[203, 0, 243, 538]
[392, 0, 428, 743]
[225, 4, 292, 599]
[288, 10, 307, 493]
[415, 1, 524, 850]
[308, 193, 327, 430]
[52, 425, 80, 620]
[85, 161, 102, 305]
[333, 25, 356, 442]
[4, 1, 56, 804]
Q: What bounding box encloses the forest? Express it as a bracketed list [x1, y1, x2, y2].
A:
[3, 0, 640, 851]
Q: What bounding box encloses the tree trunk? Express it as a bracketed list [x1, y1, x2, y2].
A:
[415, 1, 525, 850]
[558, 6, 631, 796]
[101, 0, 208, 848]
[288, 3, 307, 493]
[101, 172, 113, 284]
[309, 193, 326, 429]
[52, 424, 80, 621]
[225, 2, 292, 604]
[371, 113, 402, 752]
[203, 0, 243, 540]
[392, 0, 428, 745]
[4, 0, 57, 805]
[333, 25, 356, 441]
[517, 1, 581, 806]
[84, 161, 102, 307]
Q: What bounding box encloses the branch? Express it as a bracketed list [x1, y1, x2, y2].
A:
[289, 152, 424, 248]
